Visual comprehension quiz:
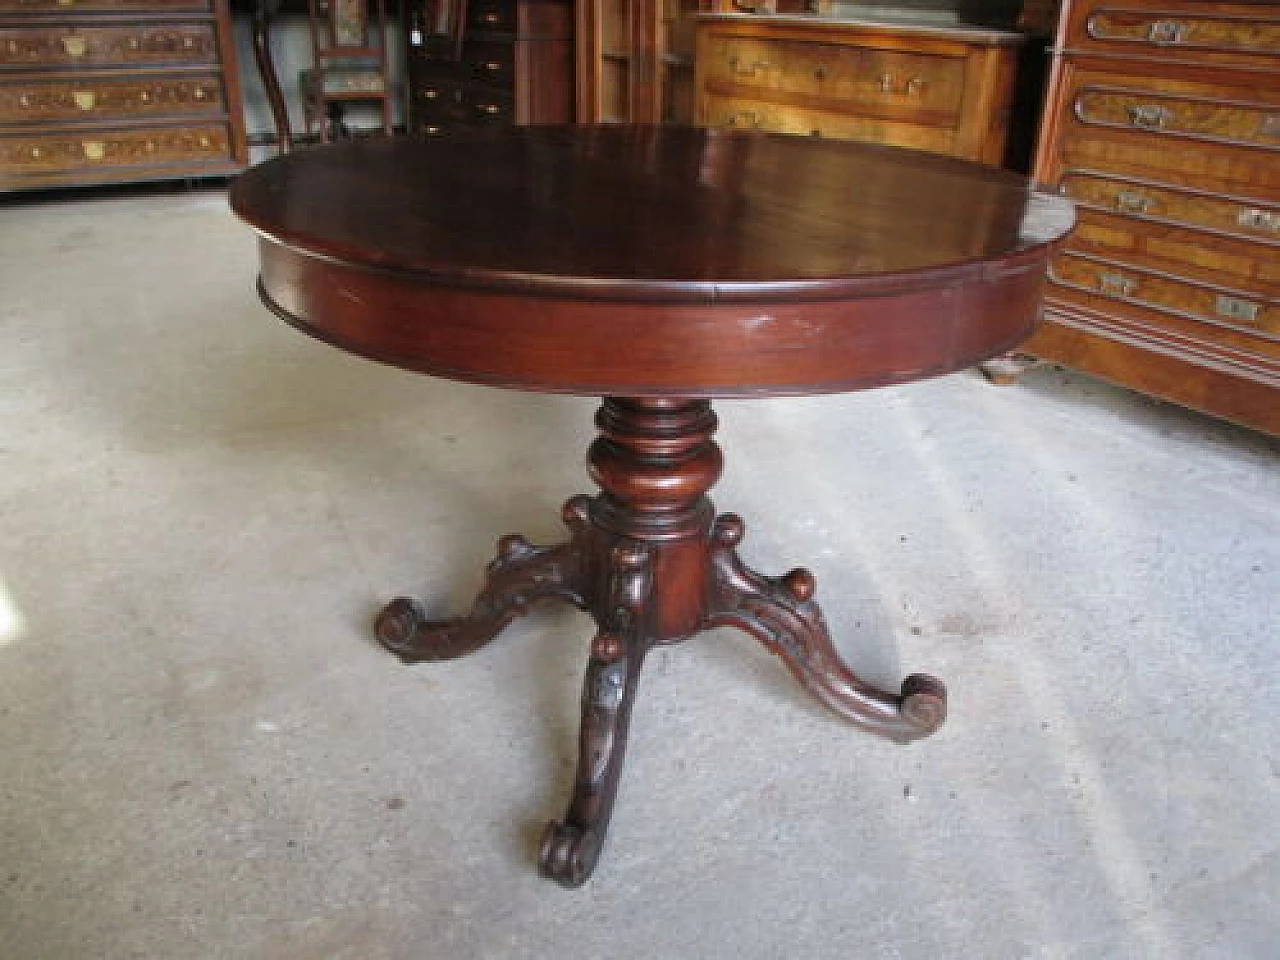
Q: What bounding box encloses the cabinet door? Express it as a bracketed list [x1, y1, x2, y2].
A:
[576, 0, 696, 123]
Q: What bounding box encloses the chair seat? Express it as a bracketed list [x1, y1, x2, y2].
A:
[302, 66, 388, 96]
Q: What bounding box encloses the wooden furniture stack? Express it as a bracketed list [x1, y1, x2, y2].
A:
[405, 0, 573, 136]
[692, 13, 1026, 165]
[0, 0, 246, 190]
[1024, 0, 1279, 434]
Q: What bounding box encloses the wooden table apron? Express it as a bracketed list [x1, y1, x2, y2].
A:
[231, 127, 1073, 887]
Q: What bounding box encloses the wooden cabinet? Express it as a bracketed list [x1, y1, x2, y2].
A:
[0, 0, 246, 190]
[1025, 0, 1279, 434]
[693, 14, 1025, 165]
[576, 0, 698, 123]
[406, 0, 574, 136]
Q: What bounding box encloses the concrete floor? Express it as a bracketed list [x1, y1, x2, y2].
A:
[0, 187, 1276, 960]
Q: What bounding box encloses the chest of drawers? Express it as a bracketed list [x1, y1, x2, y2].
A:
[0, 0, 246, 190]
[406, 0, 572, 137]
[693, 14, 1025, 165]
[1024, 0, 1279, 434]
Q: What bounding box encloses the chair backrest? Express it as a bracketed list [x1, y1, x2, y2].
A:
[308, 0, 388, 65]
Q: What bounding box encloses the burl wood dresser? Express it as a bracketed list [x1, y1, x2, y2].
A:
[405, 0, 573, 137]
[0, 0, 247, 191]
[693, 13, 1026, 165]
[1024, 0, 1279, 434]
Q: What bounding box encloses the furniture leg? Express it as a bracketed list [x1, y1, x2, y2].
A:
[703, 513, 946, 743]
[374, 496, 592, 662]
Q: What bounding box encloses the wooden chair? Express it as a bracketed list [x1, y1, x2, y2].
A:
[301, 0, 394, 143]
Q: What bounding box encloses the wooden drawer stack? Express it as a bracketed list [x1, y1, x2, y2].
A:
[1026, 0, 1279, 433]
[0, 0, 246, 190]
[406, 0, 573, 137]
[693, 15, 1025, 165]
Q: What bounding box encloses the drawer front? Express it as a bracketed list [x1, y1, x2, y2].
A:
[1069, 206, 1280, 288]
[1051, 251, 1279, 338]
[0, 73, 224, 123]
[462, 85, 512, 124]
[0, 24, 218, 69]
[1, 122, 232, 174]
[463, 40, 514, 89]
[468, 0, 514, 34]
[702, 35, 966, 125]
[1074, 85, 1280, 151]
[1066, 2, 1280, 70]
[1060, 171, 1280, 244]
[702, 94, 957, 155]
[0, 0, 209, 10]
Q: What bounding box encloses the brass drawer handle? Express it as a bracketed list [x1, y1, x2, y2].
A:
[877, 74, 926, 96]
[480, 11, 500, 23]
[1237, 208, 1280, 232]
[482, 60, 502, 72]
[1114, 190, 1153, 214]
[478, 102, 501, 114]
[1147, 20, 1187, 44]
[82, 140, 105, 160]
[727, 56, 770, 78]
[1098, 271, 1136, 297]
[61, 36, 88, 58]
[73, 91, 96, 111]
[1214, 295, 1260, 323]
[1127, 104, 1173, 130]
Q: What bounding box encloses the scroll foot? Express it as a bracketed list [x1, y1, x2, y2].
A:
[375, 496, 591, 663]
[703, 513, 946, 742]
[539, 630, 645, 887]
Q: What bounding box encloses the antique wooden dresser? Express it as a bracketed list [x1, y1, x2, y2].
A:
[1023, 0, 1279, 434]
[405, 0, 573, 136]
[0, 0, 247, 190]
[693, 13, 1026, 165]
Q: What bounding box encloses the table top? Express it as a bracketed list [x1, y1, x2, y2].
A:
[231, 126, 1074, 397]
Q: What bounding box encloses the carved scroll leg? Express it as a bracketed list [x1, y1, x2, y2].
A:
[375, 495, 592, 663]
[703, 514, 946, 743]
[539, 631, 646, 888]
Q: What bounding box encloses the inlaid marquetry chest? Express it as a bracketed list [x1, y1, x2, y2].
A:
[693, 14, 1026, 165]
[1024, 0, 1279, 434]
[0, 0, 247, 190]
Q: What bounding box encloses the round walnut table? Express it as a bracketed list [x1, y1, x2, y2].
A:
[230, 126, 1073, 887]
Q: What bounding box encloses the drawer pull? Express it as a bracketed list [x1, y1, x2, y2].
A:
[1237, 208, 1280, 232]
[481, 11, 500, 23]
[478, 102, 501, 114]
[482, 61, 502, 72]
[725, 110, 760, 128]
[18, 93, 30, 106]
[423, 124, 443, 135]
[1214, 295, 1260, 323]
[1114, 190, 1153, 214]
[877, 74, 926, 96]
[727, 56, 770, 78]
[1147, 20, 1187, 44]
[1127, 104, 1173, 130]
[82, 141, 105, 161]
[73, 91, 96, 111]
[422, 87, 439, 99]
[61, 36, 88, 58]
[1098, 271, 1136, 297]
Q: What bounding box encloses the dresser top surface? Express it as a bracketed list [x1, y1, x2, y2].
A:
[230, 126, 1072, 304]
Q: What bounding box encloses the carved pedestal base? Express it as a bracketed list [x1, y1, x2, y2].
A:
[374, 398, 946, 887]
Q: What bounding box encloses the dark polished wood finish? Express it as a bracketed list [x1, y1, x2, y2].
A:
[231, 126, 1072, 886]
[406, 0, 574, 138]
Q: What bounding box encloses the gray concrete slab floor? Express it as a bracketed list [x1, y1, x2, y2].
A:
[0, 188, 1277, 960]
